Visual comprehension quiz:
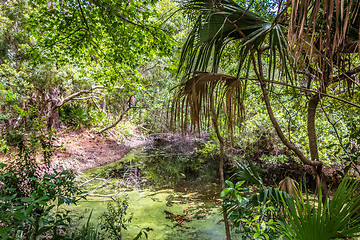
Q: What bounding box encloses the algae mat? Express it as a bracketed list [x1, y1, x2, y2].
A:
[70, 189, 226, 240]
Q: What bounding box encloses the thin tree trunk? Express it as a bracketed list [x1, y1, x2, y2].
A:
[250, 50, 327, 197]
[307, 94, 328, 197]
[250, 51, 322, 166]
[227, 14, 329, 199]
[210, 91, 231, 240]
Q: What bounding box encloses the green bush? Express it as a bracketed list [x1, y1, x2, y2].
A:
[222, 160, 360, 240]
[0, 133, 81, 239]
[59, 104, 92, 129]
[221, 160, 287, 239]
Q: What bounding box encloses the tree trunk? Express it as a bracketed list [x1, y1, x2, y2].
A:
[250, 50, 326, 197]
[251, 51, 322, 167]
[219, 141, 231, 240]
[307, 94, 328, 197]
[210, 92, 231, 240]
[47, 107, 60, 129]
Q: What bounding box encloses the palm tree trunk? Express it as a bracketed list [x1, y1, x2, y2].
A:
[210, 92, 232, 240]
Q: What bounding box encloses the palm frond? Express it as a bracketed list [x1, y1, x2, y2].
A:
[170, 71, 244, 134]
[233, 159, 263, 187]
[174, 0, 296, 137]
[178, 0, 293, 86]
[288, 0, 360, 85]
[278, 175, 360, 240]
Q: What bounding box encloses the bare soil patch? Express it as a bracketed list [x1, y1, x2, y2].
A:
[52, 129, 145, 173]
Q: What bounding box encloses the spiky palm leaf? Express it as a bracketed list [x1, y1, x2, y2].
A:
[233, 159, 263, 187]
[278, 176, 360, 240]
[173, 0, 292, 135]
[179, 0, 291, 80]
[225, 160, 294, 226]
[234, 160, 293, 208]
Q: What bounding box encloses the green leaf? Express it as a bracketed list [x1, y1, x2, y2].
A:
[234, 191, 242, 202]
[220, 188, 232, 198]
[13, 212, 26, 221]
[264, 233, 269, 240]
[133, 231, 143, 240]
[25, 205, 33, 217]
[21, 197, 32, 203]
[37, 201, 47, 206]
[252, 215, 260, 222]
[235, 180, 245, 189]
[225, 180, 234, 188]
[0, 227, 10, 236]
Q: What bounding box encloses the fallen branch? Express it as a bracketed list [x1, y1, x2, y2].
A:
[97, 95, 137, 134]
[79, 177, 113, 187]
[97, 109, 129, 134]
[76, 193, 119, 202]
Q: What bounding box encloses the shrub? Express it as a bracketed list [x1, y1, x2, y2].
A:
[0, 132, 81, 239]
[223, 160, 360, 240]
[59, 104, 92, 129]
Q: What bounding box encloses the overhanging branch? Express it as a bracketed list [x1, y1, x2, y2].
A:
[47, 85, 104, 118]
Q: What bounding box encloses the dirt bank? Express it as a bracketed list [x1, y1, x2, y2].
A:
[52, 129, 146, 173]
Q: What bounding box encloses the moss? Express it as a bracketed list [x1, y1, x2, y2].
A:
[83, 150, 138, 178]
[70, 189, 226, 240]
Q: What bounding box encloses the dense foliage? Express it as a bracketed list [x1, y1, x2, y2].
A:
[1, 0, 360, 239]
[0, 133, 81, 239]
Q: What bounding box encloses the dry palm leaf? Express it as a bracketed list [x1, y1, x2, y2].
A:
[288, 0, 360, 88]
[171, 71, 245, 137]
[279, 176, 300, 198]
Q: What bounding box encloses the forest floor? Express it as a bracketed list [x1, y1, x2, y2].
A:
[52, 129, 146, 173]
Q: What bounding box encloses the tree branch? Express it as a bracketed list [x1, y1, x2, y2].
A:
[73, 96, 101, 100]
[47, 85, 104, 117]
[97, 96, 136, 134]
[97, 108, 130, 134]
[76, 193, 119, 202]
[251, 50, 322, 167]
[79, 177, 113, 187]
[333, 65, 360, 88]
[246, 77, 360, 108]
[319, 100, 360, 175]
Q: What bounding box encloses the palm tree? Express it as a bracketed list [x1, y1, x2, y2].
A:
[172, 1, 360, 237]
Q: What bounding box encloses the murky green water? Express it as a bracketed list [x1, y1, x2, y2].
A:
[74, 143, 228, 239]
[71, 190, 226, 239]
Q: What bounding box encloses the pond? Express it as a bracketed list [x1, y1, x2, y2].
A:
[72, 139, 229, 239]
[71, 190, 226, 239]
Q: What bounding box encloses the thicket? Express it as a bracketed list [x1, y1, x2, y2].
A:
[1, 0, 360, 239]
[1, 0, 358, 169]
